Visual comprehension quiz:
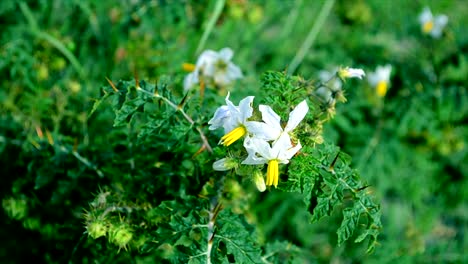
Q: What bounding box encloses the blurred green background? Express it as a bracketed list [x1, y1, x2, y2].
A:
[1, 0, 466, 263]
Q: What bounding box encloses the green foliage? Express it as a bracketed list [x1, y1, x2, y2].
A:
[1, 0, 466, 263]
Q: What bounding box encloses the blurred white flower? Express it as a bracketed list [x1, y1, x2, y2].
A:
[338, 67, 366, 80]
[242, 134, 302, 188]
[418, 7, 448, 38]
[184, 48, 243, 91]
[368, 64, 392, 97]
[208, 92, 254, 146]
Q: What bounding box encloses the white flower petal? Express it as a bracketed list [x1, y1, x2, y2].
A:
[238, 96, 254, 122]
[245, 121, 278, 141]
[282, 141, 302, 162]
[208, 105, 230, 130]
[242, 137, 269, 165]
[284, 100, 309, 133]
[419, 7, 432, 24]
[435, 15, 448, 27]
[183, 72, 199, 92]
[226, 64, 243, 79]
[259, 105, 282, 132]
[368, 65, 392, 87]
[219, 47, 234, 61]
[347, 68, 366, 79]
[246, 136, 273, 160]
[271, 133, 293, 158]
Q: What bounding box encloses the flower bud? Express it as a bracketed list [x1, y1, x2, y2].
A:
[109, 224, 133, 249]
[253, 171, 266, 192]
[213, 158, 237, 171]
[87, 220, 108, 239]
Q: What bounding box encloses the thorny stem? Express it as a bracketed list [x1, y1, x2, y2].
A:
[205, 175, 226, 264]
[136, 87, 213, 153]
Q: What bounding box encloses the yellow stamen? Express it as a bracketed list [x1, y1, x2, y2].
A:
[423, 21, 434, 33]
[220, 126, 246, 146]
[376, 81, 388, 97]
[266, 160, 279, 188]
[182, 63, 196, 72]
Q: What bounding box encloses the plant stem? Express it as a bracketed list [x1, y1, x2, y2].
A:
[288, 0, 335, 74]
[136, 87, 213, 153]
[196, 0, 226, 55]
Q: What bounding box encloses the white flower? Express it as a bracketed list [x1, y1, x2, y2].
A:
[418, 7, 448, 38]
[245, 100, 309, 142]
[368, 64, 392, 97]
[184, 48, 243, 91]
[242, 134, 302, 187]
[208, 92, 254, 146]
[338, 67, 366, 80]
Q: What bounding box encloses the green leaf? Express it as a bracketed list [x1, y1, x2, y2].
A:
[213, 210, 263, 264]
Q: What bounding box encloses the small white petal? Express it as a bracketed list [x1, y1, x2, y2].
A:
[242, 137, 271, 164]
[259, 105, 282, 133]
[208, 105, 230, 130]
[281, 141, 302, 162]
[238, 96, 255, 122]
[219, 47, 234, 61]
[284, 100, 309, 133]
[368, 64, 392, 87]
[244, 121, 278, 141]
[226, 64, 243, 79]
[347, 68, 366, 79]
[419, 7, 433, 24]
[271, 133, 293, 158]
[183, 72, 199, 92]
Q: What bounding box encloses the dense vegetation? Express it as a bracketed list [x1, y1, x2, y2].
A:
[1, 1, 466, 263]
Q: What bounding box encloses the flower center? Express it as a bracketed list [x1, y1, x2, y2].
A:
[266, 159, 279, 187]
[376, 80, 388, 97]
[182, 63, 196, 72]
[423, 21, 434, 33]
[215, 59, 228, 72]
[220, 126, 246, 146]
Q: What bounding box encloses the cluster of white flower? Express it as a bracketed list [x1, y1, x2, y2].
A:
[184, 48, 243, 92]
[419, 7, 448, 39]
[208, 93, 309, 191]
